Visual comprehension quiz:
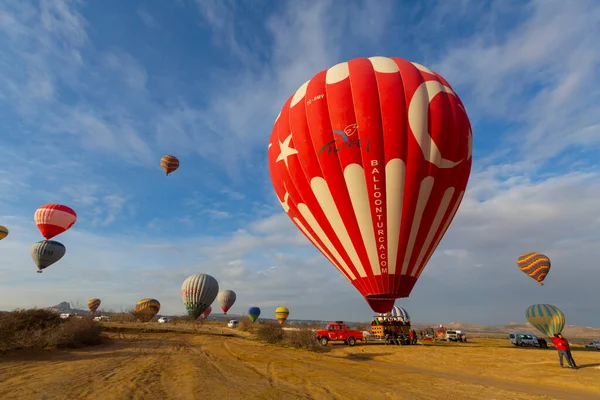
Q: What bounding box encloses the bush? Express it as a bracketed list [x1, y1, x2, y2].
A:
[238, 316, 252, 332]
[285, 329, 320, 351]
[256, 322, 285, 344]
[0, 308, 103, 351]
[110, 312, 137, 323]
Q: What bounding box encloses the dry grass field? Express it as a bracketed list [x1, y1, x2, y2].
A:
[0, 321, 599, 400]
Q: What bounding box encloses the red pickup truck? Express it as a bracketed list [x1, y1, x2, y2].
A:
[315, 321, 364, 346]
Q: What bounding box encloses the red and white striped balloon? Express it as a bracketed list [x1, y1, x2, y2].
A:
[34, 204, 77, 240]
[268, 56, 472, 313]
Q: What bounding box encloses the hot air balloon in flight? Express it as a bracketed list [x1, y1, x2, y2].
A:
[160, 155, 180, 176]
[217, 290, 236, 315]
[267, 56, 472, 313]
[517, 252, 550, 285]
[181, 273, 219, 319]
[135, 298, 161, 322]
[31, 240, 66, 273]
[88, 298, 101, 315]
[0, 225, 8, 241]
[247, 307, 260, 323]
[34, 204, 77, 240]
[526, 304, 565, 337]
[275, 306, 289, 325]
[200, 306, 212, 320]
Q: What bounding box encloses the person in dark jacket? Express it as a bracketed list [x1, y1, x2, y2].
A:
[550, 334, 577, 369]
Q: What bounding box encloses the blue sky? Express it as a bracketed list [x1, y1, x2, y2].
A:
[1, 0, 599, 326]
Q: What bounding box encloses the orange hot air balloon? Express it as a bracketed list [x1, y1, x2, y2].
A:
[34, 204, 77, 240]
[160, 155, 180, 176]
[517, 252, 551, 285]
[267, 56, 472, 313]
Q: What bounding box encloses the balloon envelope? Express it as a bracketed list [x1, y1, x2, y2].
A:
[388, 305, 410, 322]
[181, 273, 219, 319]
[161, 155, 180, 176]
[0, 225, 8, 240]
[526, 304, 565, 337]
[217, 290, 236, 314]
[135, 298, 161, 321]
[31, 240, 66, 272]
[88, 298, 101, 314]
[200, 306, 212, 320]
[268, 56, 472, 313]
[34, 204, 77, 240]
[275, 306, 289, 325]
[517, 252, 550, 285]
[247, 307, 260, 323]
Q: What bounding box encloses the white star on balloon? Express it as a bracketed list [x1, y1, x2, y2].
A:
[276, 133, 298, 169]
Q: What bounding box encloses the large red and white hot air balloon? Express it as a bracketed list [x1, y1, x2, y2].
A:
[34, 204, 77, 240]
[267, 56, 472, 313]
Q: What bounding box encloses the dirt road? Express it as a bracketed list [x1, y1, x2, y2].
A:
[0, 329, 598, 400]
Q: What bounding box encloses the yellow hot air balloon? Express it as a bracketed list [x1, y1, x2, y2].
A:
[525, 304, 565, 337]
[0, 225, 8, 241]
[275, 306, 289, 325]
[134, 298, 161, 322]
[160, 155, 180, 176]
[88, 298, 101, 315]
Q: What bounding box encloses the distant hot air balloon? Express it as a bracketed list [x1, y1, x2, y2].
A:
[31, 240, 66, 273]
[160, 155, 180, 176]
[268, 56, 472, 313]
[217, 290, 236, 315]
[517, 252, 550, 285]
[247, 307, 261, 323]
[388, 305, 410, 322]
[200, 306, 212, 320]
[34, 204, 77, 240]
[181, 273, 219, 319]
[526, 304, 565, 337]
[0, 225, 8, 241]
[88, 298, 101, 315]
[135, 298, 161, 322]
[275, 306, 289, 325]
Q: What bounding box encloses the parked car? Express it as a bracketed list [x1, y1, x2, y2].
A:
[509, 332, 539, 347]
[158, 317, 170, 323]
[93, 316, 110, 322]
[227, 319, 239, 328]
[584, 340, 600, 350]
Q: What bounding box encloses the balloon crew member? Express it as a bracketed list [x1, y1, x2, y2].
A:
[550, 334, 577, 369]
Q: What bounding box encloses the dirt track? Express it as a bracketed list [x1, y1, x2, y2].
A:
[0, 326, 599, 400]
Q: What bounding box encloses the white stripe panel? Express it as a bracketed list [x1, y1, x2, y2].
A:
[344, 164, 379, 276]
[401, 177, 434, 275]
[415, 190, 465, 279]
[310, 177, 367, 277]
[385, 159, 406, 275]
[36, 209, 76, 229]
[411, 187, 455, 277]
[293, 217, 353, 281]
[297, 203, 357, 280]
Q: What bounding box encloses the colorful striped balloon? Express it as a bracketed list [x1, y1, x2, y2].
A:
[160, 155, 180, 176]
[135, 298, 161, 321]
[88, 298, 101, 314]
[0, 225, 8, 240]
[275, 306, 289, 325]
[517, 252, 551, 285]
[34, 204, 77, 240]
[389, 305, 410, 321]
[247, 307, 261, 323]
[181, 273, 219, 319]
[31, 240, 66, 273]
[526, 304, 565, 337]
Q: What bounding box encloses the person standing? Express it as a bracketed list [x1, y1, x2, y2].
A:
[550, 334, 577, 369]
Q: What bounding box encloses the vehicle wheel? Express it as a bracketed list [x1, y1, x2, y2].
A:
[347, 337, 356, 346]
[520, 343, 525, 347]
[320, 337, 328, 346]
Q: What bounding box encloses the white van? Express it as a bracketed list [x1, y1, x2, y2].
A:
[585, 340, 600, 350]
[227, 319, 239, 328]
[509, 332, 539, 347]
